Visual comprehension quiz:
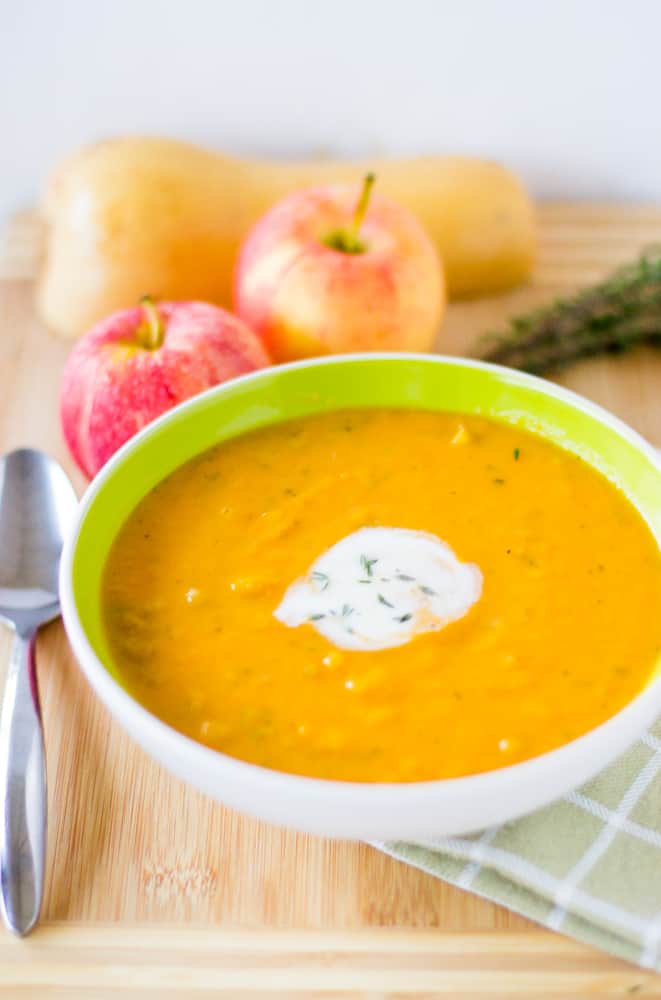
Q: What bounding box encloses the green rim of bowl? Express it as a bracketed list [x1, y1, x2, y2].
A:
[69, 355, 661, 687]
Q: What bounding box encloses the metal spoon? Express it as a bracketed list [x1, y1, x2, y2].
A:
[0, 449, 77, 935]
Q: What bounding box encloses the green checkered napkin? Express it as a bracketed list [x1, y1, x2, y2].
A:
[378, 718, 661, 969]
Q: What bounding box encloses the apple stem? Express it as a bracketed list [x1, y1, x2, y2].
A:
[347, 172, 376, 249]
[138, 296, 164, 350]
[322, 172, 376, 254]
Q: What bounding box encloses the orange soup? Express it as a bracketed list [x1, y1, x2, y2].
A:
[101, 410, 661, 782]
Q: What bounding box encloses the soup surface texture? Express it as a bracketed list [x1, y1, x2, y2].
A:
[102, 409, 661, 782]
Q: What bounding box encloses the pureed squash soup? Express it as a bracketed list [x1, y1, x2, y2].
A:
[101, 409, 661, 783]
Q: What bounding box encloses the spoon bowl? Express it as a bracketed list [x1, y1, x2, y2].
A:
[0, 450, 76, 632]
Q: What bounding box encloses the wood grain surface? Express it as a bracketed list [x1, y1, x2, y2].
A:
[2, 205, 661, 997]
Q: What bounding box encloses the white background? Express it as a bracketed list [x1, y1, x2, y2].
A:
[2, 0, 659, 222]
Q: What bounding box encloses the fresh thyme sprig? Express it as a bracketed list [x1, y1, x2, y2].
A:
[481, 248, 661, 375]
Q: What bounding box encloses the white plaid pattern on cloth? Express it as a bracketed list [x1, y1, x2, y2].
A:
[376, 719, 661, 969]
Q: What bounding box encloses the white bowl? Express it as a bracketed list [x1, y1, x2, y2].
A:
[59, 355, 661, 840]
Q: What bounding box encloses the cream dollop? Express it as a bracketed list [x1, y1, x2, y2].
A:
[274, 527, 482, 651]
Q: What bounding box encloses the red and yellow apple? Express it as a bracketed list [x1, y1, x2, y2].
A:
[233, 175, 445, 362]
[60, 299, 270, 478]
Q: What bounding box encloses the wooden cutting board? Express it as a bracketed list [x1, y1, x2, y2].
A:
[2, 205, 661, 998]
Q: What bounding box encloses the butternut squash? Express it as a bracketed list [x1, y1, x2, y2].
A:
[38, 137, 536, 339]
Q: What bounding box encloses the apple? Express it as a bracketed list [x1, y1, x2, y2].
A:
[60, 299, 270, 478]
[233, 173, 445, 362]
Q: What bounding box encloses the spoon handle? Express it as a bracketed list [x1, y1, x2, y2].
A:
[0, 630, 46, 935]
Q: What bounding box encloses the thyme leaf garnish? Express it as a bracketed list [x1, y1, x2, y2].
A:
[396, 573, 415, 582]
[513, 448, 520, 461]
[377, 593, 394, 608]
[311, 571, 330, 591]
[308, 613, 325, 621]
[419, 585, 437, 596]
[360, 554, 378, 577]
[395, 613, 412, 623]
